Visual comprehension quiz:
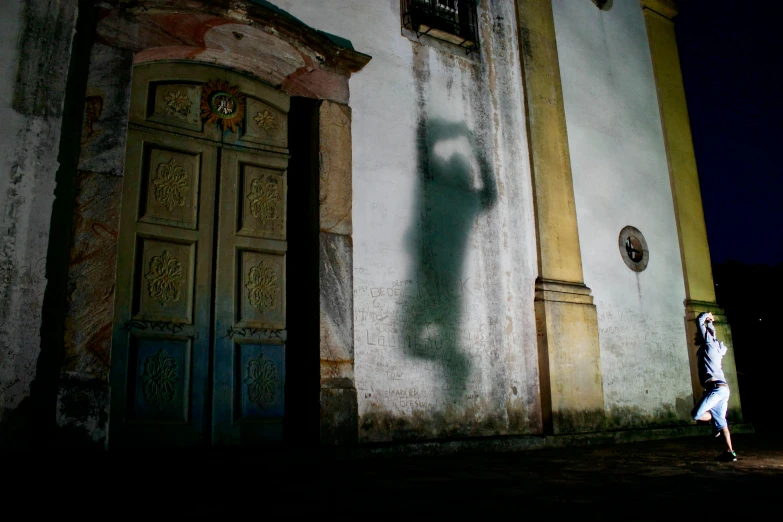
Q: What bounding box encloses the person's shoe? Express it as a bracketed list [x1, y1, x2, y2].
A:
[713, 428, 723, 438]
[715, 450, 737, 462]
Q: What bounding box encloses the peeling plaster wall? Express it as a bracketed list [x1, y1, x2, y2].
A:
[278, 0, 541, 442]
[553, 0, 692, 428]
[0, 0, 78, 444]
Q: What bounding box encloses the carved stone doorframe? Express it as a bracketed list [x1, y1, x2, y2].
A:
[58, 0, 370, 447]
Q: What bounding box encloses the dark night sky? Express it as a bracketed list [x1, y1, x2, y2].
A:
[676, 1, 783, 266]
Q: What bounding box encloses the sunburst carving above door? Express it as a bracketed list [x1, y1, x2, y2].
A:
[201, 79, 245, 132]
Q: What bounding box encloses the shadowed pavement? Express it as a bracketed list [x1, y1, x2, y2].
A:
[4, 433, 782, 518]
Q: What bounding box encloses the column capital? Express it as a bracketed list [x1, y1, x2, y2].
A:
[641, 0, 678, 20]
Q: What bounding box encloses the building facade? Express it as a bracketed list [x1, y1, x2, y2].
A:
[0, 0, 742, 448]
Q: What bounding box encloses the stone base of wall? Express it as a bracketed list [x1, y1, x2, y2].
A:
[324, 423, 756, 459]
[55, 372, 109, 449]
[320, 386, 358, 445]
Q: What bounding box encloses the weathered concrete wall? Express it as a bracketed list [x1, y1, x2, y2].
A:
[0, 0, 78, 446]
[553, 0, 693, 428]
[280, 0, 542, 442]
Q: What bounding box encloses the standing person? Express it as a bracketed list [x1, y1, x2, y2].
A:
[692, 311, 737, 462]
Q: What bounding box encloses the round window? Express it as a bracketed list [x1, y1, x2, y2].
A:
[619, 226, 649, 272]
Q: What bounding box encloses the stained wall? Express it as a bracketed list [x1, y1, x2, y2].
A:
[0, 0, 721, 447]
[278, 0, 542, 441]
[0, 0, 78, 446]
[553, 0, 693, 427]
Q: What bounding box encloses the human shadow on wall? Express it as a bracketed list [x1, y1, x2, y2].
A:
[402, 117, 497, 406]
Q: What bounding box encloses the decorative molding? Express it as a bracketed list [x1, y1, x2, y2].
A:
[163, 89, 191, 116]
[534, 279, 594, 305]
[245, 260, 278, 313]
[153, 158, 189, 211]
[145, 250, 183, 306]
[247, 175, 280, 224]
[201, 79, 245, 132]
[253, 109, 278, 133]
[141, 348, 178, 408]
[244, 354, 279, 409]
[120, 0, 373, 74]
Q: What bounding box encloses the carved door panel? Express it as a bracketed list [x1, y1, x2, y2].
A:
[111, 62, 291, 447]
[212, 149, 288, 445]
[110, 129, 217, 446]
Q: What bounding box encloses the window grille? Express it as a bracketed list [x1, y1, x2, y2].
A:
[402, 0, 479, 54]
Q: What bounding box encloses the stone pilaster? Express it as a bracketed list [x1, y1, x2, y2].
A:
[318, 101, 358, 444]
[642, 0, 742, 420]
[516, 0, 605, 434]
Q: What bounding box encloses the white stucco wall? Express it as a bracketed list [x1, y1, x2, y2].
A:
[0, 2, 24, 243]
[0, 0, 37, 424]
[553, 0, 693, 426]
[277, 0, 541, 440]
[0, 0, 77, 437]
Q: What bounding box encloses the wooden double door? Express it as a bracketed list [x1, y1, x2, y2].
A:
[110, 63, 293, 446]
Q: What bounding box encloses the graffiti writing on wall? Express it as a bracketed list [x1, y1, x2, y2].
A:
[596, 301, 691, 406]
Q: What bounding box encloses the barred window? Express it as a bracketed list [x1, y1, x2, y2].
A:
[402, 0, 479, 54]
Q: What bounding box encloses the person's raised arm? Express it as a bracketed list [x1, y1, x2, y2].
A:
[697, 312, 711, 341]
